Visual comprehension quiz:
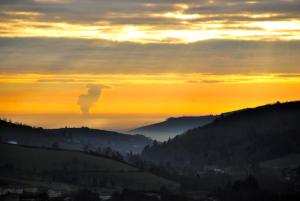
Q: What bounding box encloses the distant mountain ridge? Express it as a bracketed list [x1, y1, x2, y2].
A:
[142, 101, 300, 169]
[130, 115, 216, 141]
[0, 120, 152, 154]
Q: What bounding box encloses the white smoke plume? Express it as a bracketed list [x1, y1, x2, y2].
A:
[78, 84, 109, 115]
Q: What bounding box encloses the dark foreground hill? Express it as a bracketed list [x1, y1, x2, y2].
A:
[130, 116, 216, 141]
[0, 143, 179, 191]
[0, 120, 152, 154]
[142, 101, 300, 169]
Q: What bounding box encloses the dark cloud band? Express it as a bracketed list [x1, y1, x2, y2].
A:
[0, 38, 299, 74]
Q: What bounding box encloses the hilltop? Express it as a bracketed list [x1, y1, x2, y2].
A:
[0, 120, 152, 154]
[142, 101, 300, 169]
[130, 115, 216, 141]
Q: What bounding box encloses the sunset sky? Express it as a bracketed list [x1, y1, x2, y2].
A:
[0, 0, 300, 131]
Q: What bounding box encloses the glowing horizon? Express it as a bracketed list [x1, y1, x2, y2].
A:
[1, 72, 300, 130]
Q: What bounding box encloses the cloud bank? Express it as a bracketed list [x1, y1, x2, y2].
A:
[0, 0, 299, 43]
[0, 38, 299, 74]
[0, 0, 299, 75]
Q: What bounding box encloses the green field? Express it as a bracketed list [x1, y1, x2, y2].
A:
[0, 143, 179, 191]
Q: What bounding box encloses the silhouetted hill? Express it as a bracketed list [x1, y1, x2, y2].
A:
[0, 143, 179, 191]
[49, 127, 152, 154]
[0, 120, 152, 154]
[130, 116, 216, 141]
[142, 101, 300, 169]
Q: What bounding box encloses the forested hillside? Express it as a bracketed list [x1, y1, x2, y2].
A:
[142, 101, 300, 169]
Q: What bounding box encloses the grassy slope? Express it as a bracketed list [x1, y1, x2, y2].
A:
[260, 154, 300, 169]
[0, 143, 178, 191]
